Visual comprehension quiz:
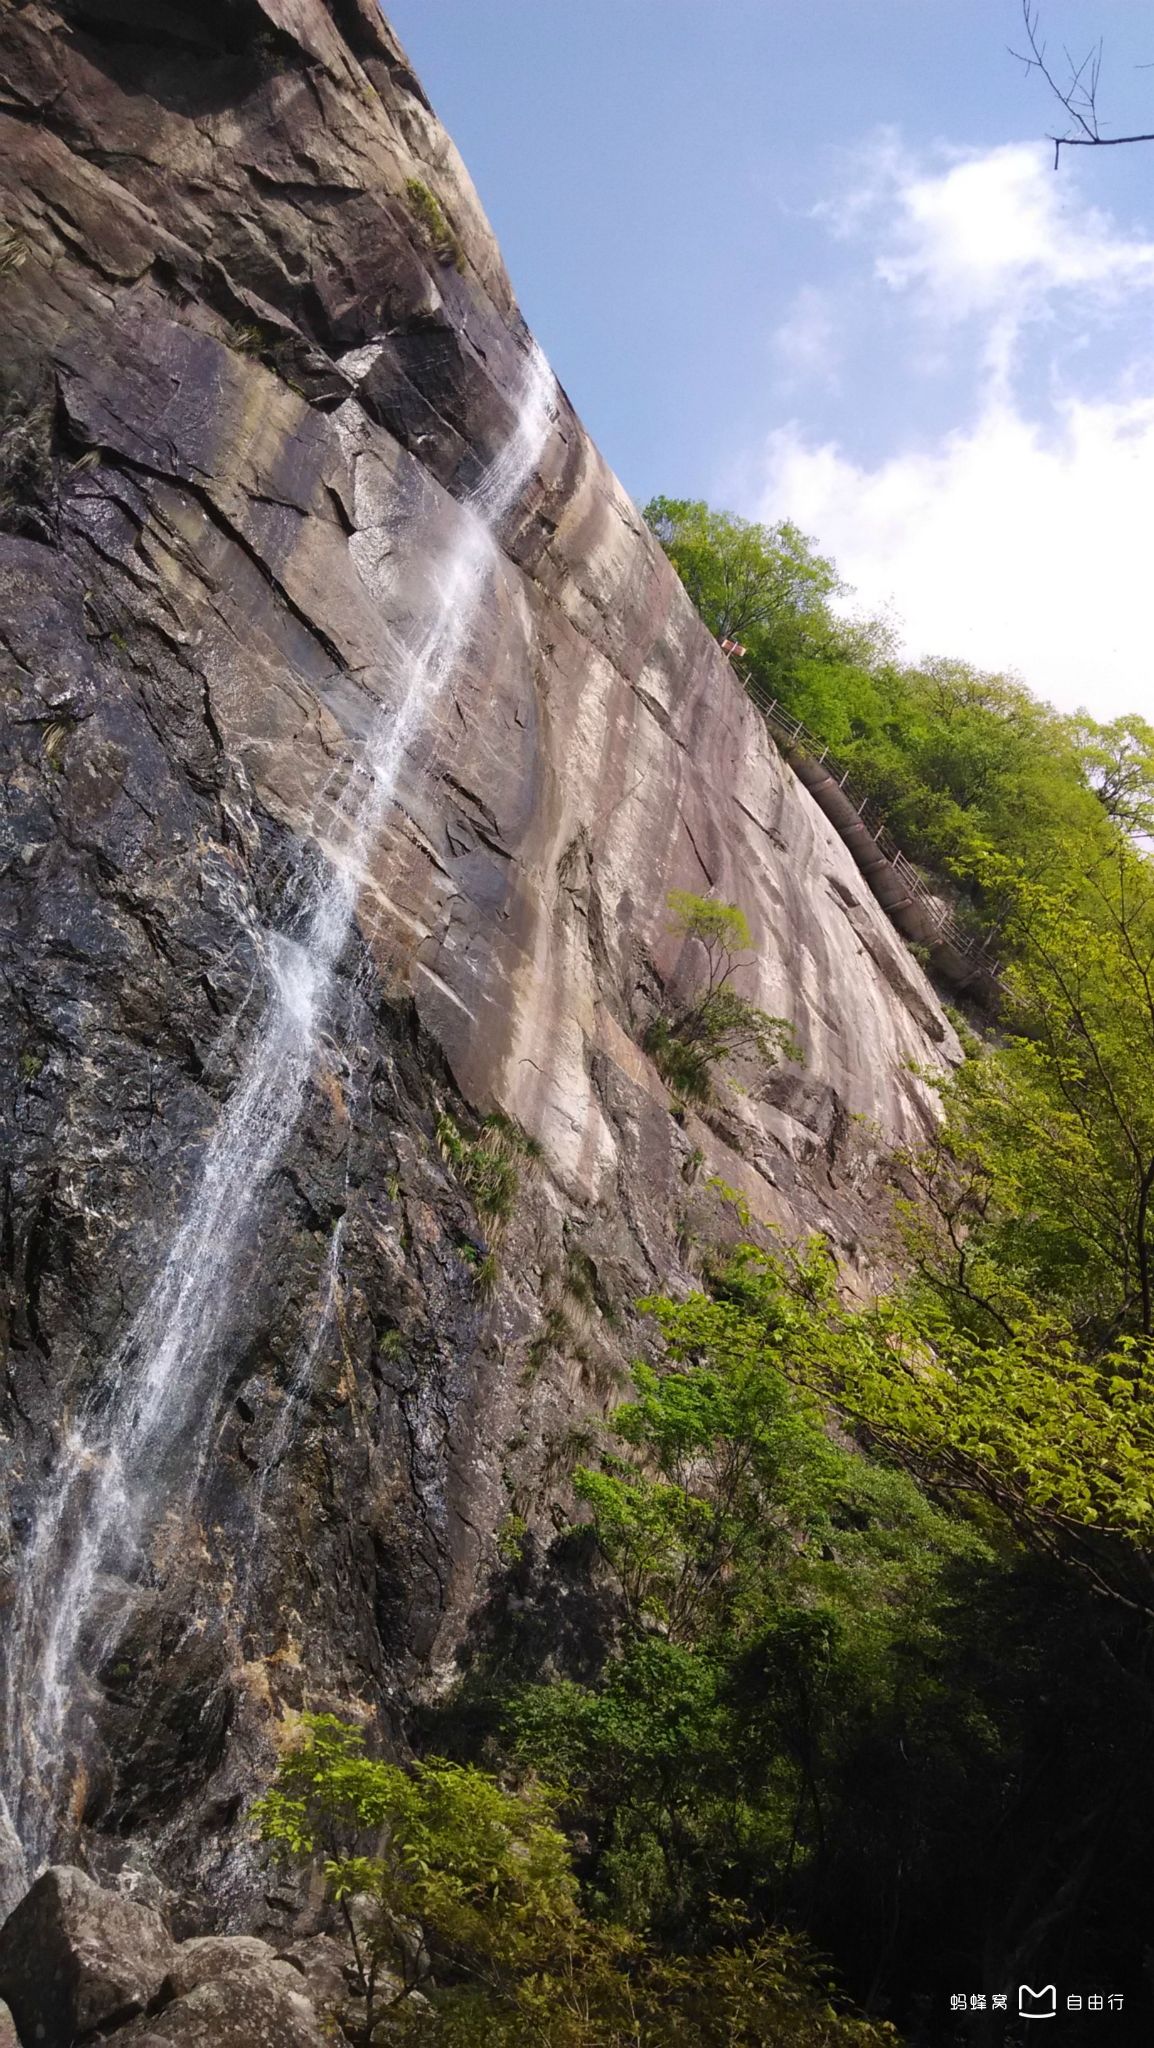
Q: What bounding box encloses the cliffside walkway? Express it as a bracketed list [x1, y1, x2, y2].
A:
[731, 660, 1003, 1005]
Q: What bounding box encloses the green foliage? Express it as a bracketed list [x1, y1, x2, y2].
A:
[1068, 709, 1154, 840]
[712, 1245, 1154, 1609]
[474, 1249, 499, 1300]
[644, 498, 840, 685]
[498, 1230, 1154, 2018]
[405, 178, 464, 269]
[666, 890, 753, 956]
[706, 1176, 752, 1228]
[906, 845, 1154, 1348]
[645, 496, 1127, 951]
[575, 1275, 980, 1643]
[256, 1715, 895, 2047]
[496, 1512, 529, 1566]
[501, 1273, 983, 1954]
[645, 891, 802, 1105]
[436, 1111, 541, 1283]
[256, 1715, 577, 2036]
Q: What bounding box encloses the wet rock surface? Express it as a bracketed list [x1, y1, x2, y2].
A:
[0, 0, 957, 1941]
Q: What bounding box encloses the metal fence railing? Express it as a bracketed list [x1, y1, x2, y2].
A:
[731, 661, 1001, 985]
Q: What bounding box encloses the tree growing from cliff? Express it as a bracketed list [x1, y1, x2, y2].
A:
[645, 892, 801, 1106]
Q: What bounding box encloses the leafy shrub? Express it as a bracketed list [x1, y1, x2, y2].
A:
[405, 177, 464, 269]
[644, 892, 801, 1105]
[255, 1714, 896, 2046]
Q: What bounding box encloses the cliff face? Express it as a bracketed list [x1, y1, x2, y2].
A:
[0, 0, 957, 1920]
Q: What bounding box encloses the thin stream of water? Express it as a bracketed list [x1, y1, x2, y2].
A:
[253, 1213, 347, 1517]
[0, 342, 554, 1890]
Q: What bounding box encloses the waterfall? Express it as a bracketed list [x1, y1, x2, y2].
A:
[251, 1213, 347, 1522]
[0, 339, 555, 1892]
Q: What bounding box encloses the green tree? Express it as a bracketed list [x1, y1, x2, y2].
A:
[1067, 709, 1154, 839]
[567, 1249, 1154, 2006]
[709, 1245, 1154, 1613]
[506, 1278, 982, 1945]
[255, 1715, 579, 2035]
[255, 1715, 895, 2047]
[645, 498, 840, 677]
[906, 847, 1154, 1346]
[645, 892, 801, 1105]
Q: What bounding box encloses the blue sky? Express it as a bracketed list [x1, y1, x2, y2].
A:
[386, 2, 1154, 718]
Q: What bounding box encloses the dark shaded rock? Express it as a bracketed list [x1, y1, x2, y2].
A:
[0, 1865, 174, 2047]
[88, 1599, 235, 1834]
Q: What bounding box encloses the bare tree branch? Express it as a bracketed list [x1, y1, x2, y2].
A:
[1013, 1, 1154, 165]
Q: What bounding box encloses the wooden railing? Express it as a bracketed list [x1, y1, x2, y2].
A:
[731, 660, 1003, 997]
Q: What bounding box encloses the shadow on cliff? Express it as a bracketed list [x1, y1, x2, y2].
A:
[408, 1522, 621, 1760]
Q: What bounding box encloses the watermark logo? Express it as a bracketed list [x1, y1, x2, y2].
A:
[949, 1989, 1123, 2017]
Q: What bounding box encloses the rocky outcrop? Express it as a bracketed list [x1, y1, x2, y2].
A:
[0, 0, 957, 1920]
[115, 1966, 331, 2048]
[0, 1866, 176, 2044]
[0, 1868, 333, 2046]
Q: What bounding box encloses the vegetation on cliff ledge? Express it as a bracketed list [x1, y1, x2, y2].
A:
[644, 892, 802, 1107]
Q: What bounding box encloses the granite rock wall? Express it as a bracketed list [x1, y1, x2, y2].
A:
[0, 0, 957, 1920]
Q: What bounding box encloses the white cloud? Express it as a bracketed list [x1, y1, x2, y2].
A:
[871, 139, 1154, 320]
[820, 133, 1154, 314]
[772, 285, 840, 388]
[751, 138, 1154, 718]
[760, 391, 1154, 717]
